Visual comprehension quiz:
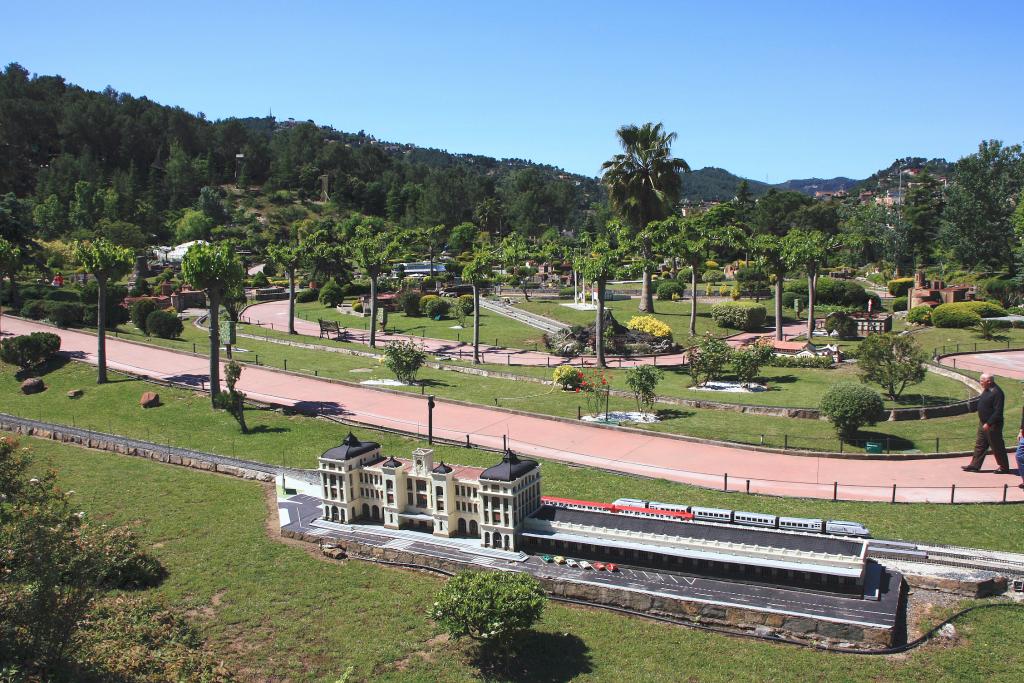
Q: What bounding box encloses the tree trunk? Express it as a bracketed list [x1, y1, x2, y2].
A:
[689, 267, 698, 337]
[96, 277, 108, 384]
[775, 275, 784, 341]
[287, 267, 296, 335]
[209, 290, 221, 404]
[472, 285, 481, 364]
[639, 236, 655, 313]
[806, 271, 816, 341]
[595, 278, 606, 368]
[368, 276, 378, 348]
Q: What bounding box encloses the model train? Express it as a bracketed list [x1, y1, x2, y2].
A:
[611, 498, 871, 538]
[541, 496, 694, 522]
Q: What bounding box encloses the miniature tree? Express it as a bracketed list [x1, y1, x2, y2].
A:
[461, 247, 494, 364]
[856, 333, 927, 400]
[819, 382, 884, 440]
[625, 365, 663, 414]
[72, 238, 134, 384]
[574, 231, 622, 367]
[213, 360, 248, 433]
[688, 334, 732, 387]
[0, 238, 21, 336]
[382, 339, 427, 384]
[267, 241, 304, 334]
[181, 242, 244, 404]
[731, 339, 775, 387]
[348, 215, 399, 348]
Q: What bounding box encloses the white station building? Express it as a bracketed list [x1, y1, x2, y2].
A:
[318, 433, 542, 551]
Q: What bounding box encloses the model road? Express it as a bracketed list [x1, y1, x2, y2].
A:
[5, 316, 1021, 503]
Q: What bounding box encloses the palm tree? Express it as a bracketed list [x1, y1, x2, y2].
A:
[601, 122, 690, 313]
[181, 242, 245, 404]
[575, 232, 620, 367]
[72, 239, 134, 384]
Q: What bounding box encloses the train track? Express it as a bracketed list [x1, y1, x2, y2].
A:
[867, 539, 1024, 578]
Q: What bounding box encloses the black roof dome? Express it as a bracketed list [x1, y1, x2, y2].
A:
[321, 432, 380, 461]
[481, 449, 537, 482]
[381, 456, 403, 468]
[432, 461, 453, 475]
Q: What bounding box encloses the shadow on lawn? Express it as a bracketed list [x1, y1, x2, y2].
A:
[654, 408, 696, 421]
[472, 631, 592, 683]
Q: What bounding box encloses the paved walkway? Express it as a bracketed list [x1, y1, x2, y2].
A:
[242, 300, 805, 368]
[939, 349, 1024, 381]
[5, 316, 1022, 504]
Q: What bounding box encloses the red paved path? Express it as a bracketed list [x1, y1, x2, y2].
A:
[5, 316, 1022, 504]
[243, 299, 807, 368]
[940, 350, 1024, 380]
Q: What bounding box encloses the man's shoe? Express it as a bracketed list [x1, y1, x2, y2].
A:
[994, 468, 1012, 474]
[1019, 483, 1024, 489]
[961, 466, 980, 472]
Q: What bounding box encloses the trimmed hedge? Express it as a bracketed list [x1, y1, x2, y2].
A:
[931, 304, 982, 328]
[131, 299, 159, 333]
[0, 331, 61, 372]
[458, 294, 475, 313]
[890, 296, 907, 312]
[819, 382, 885, 439]
[784, 277, 879, 309]
[44, 288, 81, 303]
[656, 280, 686, 300]
[906, 306, 932, 325]
[887, 278, 915, 296]
[781, 292, 799, 309]
[20, 299, 48, 320]
[419, 294, 439, 316]
[710, 301, 766, 331]
[145, 310, 183, 339]
[295, 288, 319, 303]
[422, 296, 451, 320]
[45, 301, 84, 328]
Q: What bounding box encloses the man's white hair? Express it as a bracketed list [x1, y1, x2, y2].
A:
[980, 373, 993, 382]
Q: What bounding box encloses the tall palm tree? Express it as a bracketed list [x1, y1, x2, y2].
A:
[601, 122, 690, 313]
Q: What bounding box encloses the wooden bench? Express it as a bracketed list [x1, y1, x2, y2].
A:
[318, 319, 343, 340]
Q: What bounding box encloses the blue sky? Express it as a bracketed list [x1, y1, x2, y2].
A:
[3, 1, 1022, 182]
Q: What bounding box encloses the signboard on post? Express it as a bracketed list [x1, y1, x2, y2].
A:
[219, 320, 236, 345]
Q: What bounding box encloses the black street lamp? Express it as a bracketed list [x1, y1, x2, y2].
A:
[427, 394, 435, 445]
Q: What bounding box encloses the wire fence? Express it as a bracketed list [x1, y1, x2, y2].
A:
[933, 340, 1024, 358]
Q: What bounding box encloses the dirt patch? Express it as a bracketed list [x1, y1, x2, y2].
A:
[151, 541, 166, 549]
[389, 633, 451, 672]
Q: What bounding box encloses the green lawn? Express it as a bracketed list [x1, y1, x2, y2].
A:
[294, 300, 546, 349]
[18, 437, 1024, 681]
[516, 298, 741, 340]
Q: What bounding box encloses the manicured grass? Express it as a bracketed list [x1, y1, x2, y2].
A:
[5, 362, 1024, 553]
[19, 437, 1024, 681]
[516, 298, 738, 340]
[294, 300, 545, 349]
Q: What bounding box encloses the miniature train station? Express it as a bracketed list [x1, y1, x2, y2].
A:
[296, 433, 904, 647]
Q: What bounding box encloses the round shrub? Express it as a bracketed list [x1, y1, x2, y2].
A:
[251, 271, 270, 287]
[710, 301, 767, 331]
[626, 315, 672, 339]
[818, 383, 885, 440]
[887, 278, 915, 296]
[705, 260, 719, 269]
[781, 292, 799, 309]
[890, 296, 907, 312]
[824, 312, 858, 340]
[558, 287, 575, 299]
[963, 300, 1007, 318]
[458, 294, 475, 313]
[676, 266, 692, 282]
[552, 365, 584, 390]
[785, 277, 873, 308]
[906, 306, 932, 325]
[45, 301, 84, 328]
[20, 299, 48, 320]
[295, 288, 319, 303]
[44, 288, 81, 303]
[352, 301, 363, 313]
[932, 303, 984, 328]
[131, 299, 159, 333]
[318, 279, 344, 308]
[340, 280, 370, 297]
[82, 304, 99, 326]
[418, 294, 439, 316]
[1, 331, 61, 373]
[145, 310, 183, 339]
[701, 269, 724, 283]
[657, 280, 685, 301]
[398, 291, 422, 317]
[422, 296, 451, 320]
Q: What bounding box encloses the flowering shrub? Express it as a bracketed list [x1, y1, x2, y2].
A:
[552, 365, 584, 390]
[579, 368, 610, 415]
[626, 315, 672, 339]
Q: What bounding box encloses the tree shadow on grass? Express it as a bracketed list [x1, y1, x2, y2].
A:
[764, 373, 798, 384]
[890, 393, 966, 408]
[245, 424, 289, 435]
[417, 378, 451, 388]
[472, 632, 592, 683]
[850, 431, 916, 452]
[654, 408, 696, 421]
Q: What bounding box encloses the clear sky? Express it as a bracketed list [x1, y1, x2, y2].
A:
[3, 1, 1022, 182]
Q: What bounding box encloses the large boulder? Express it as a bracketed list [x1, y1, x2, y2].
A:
[140, 391, 161, 409]
[20, 378, 45, 395]
[67, 389, 83, 399]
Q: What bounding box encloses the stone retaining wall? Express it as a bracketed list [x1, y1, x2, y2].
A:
[281, 527, 894, 648]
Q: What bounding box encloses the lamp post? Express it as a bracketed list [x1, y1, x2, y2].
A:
[427, 394, 435, 445]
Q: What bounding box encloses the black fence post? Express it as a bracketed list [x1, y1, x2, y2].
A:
[1004, 483, 1009, 503]
[950, 484, 956, 504]
[833, 481, 838, 501]
[577, 406, 581, 420]
[746, 479, 750, 494]
[839, 438, 843, 454]
[284, 359, 287, 371]
[891, 483, 896, 503]
[465, 434, 471, 448]
[783, 434, 788, 450]
[935, 437, 940, 453]
[885, 438, 890, 454]
[723, 473, 728, 491]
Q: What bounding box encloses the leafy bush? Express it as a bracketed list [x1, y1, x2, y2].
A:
[552, 365, 585, 390]
[145, 310, 183, 339]
[785, 277, 876, 308]
[450, 298, 469, 326]
[382, 340, 427, 384]
[251, 270, 270, 287]
[701, 269, 724, 283]
[768, 354, 833, 369]
[932, 303, 984, 328]
[82, 303, 99, 326]
[855, 333, 927, 399]
[83, 525, 166, 589]
[318, 279, 344, 307]
[398, 291, 422, 317]
[890, 296, 907, 312]
[129, 277, 152, 297]
[977, 276, 1019, 307]
[626, 315, 672, 339]
[906, 306, 932, 325]
[819, 383, 884, 439]
[731, 340, 774, 386]
[81, 282, 130, 327]
[781, 292, 799, 309]
[423, 296, 451, 320]
[419, 294, 439, 315]
[963, 300, 1008, 318]
[352, 301, 363, 313]
[19, 299, 48, 320]
[625, 365, 663, 413]
[131, 299, 159, 333]
[688, 334, 732, 386]
[676, 266, 692, 282]
[824, 312, 858, 340]
[0, 332, 61, 373]
[656, 280, 685, 301]
[710, 301, 767, 331]
[295, 287, 319, 303]
[45, 301, 84, 328]
[340, 279, 371, 297]
[44, 288, 81, 302]
[705, 260, 719, 269]
[458, 293, 475, 313]
[558, 286, 575, 299]
[887, 278, 915, 296]
[430, 570, 546, 646]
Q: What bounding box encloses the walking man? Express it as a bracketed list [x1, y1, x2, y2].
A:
[963, 373, 1012, 473]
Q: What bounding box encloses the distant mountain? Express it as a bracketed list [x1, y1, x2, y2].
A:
[682, 167, 770, 202]
[851, 157, 952, 194]
[773, 177, 858, 195]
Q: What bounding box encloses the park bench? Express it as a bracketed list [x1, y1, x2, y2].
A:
[318, 319, 345, 340]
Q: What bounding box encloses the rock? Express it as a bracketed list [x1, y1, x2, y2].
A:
[140, 391, 160, 408]
[20, 378, 45, 395]
[67, 389, 83, 399]
[938, 623, 957, 640]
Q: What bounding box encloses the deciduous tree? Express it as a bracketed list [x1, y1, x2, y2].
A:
[72, 238, 133, 383]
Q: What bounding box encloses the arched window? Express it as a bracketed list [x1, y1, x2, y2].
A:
[484, 532, 490, 547]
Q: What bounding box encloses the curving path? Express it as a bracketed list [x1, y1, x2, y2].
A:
[939, 349, 1024, 381]
[4, 316, 1021, 504]
[242, 299, 805, 368]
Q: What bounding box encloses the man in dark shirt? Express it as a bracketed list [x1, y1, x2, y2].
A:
[964, 373, 1012, 472]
